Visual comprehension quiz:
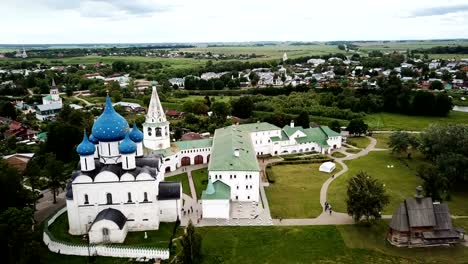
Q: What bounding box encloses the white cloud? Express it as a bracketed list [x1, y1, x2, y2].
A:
[1, 0, 468, 43]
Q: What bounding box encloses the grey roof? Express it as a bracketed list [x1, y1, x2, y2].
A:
[158, 182, 181, 200]
[405, 197, 436, 228]
[37, 102, 62, 111]
[389, 203, 409, 232]
[433, 203, 453, 230]
[92, 208, 127, 229]
[422, 230, 461, 240]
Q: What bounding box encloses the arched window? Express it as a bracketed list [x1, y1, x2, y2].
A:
[143, 192, 148, 202]
[148, 128, 152, 136]
[84, 194, 89, 205]
[155, 127, 162, 137]
[127, 192, 132, 203]
[106, 193, 112, 205]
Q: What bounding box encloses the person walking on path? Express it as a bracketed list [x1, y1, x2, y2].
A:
[324, 202, 329, 211]
[329, 205, 333, 215]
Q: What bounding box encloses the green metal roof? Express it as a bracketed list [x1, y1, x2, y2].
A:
[36, 132, 47, 141]
[270, 136, 281, 142]
[174, 138, 213, 150]
[202, 180, 231, 200]
[208, 126, 260, 172]
[282, 125, 302, 138]
[237, 122, 280, 132]
[319, 126, 341, 137]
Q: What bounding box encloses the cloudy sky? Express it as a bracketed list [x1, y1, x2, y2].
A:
[2, 0, 468, 44]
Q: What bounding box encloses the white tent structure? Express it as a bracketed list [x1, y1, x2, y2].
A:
[319, 161, 336, 173]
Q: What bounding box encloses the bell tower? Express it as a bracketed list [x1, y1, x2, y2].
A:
[143, 83, 171, 150]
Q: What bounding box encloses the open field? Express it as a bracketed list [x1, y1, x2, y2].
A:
[346, 136, 370, 149]
[181, 44, 341, 59]
[337, 220, 468, 263]
[192, 168, 208, 199]
[365, 111, 468, 131]
[198, 225, 411, 264]
[166, 172, 190, 196]
[327, 150, 468, 215]
[372, 133, 391, 149]
[265, 162, 342, 218]
[355, 40, 468, 52]
[0, 55, 209, 69]
[327, 151, 424, 214]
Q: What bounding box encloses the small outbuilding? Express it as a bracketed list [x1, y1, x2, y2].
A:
[319, 161, 336, 173]
[202, 179, 231, 219]
[88, 208, 128, 244]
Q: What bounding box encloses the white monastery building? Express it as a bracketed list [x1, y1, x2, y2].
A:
[66, 83, 342, 243]
[36, 79, 63, 121]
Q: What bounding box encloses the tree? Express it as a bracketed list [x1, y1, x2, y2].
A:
[295, 111, 310, 128]
[429, 80, 443, 90]
[329, 120, 341, 133]
[0, 160, 31, 211]
[346, 171, 389, 223]
[180, 220, 202, 264]
[346, 119, 368, 136]
[42, 153, 66, 204]
[0, 207, 37, 264]
[231, 96, 254, 119]
[388, 131, 419, 158]
[417, 164, 448, 201]
[0, 101, 17, 120]
[210, 101, 230, 122]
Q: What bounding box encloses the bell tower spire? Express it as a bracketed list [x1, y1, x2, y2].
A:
[143, 82, 171, 150]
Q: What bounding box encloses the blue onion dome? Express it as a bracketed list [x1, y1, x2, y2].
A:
[91, 96, 129, 142]
[119, 133, 137, 154]
[77, 132, 96, 156]
[129, 122, 143, 143]
[88, 134, 99, 144]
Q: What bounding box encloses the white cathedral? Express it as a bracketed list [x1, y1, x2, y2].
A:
[66, 85, 342, 243]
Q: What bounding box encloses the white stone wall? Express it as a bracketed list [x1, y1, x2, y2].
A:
[98, 141, 121, 164]
[327, 136, 342, 150]
[44, 208, 169, 260]
[159, 198, 182, 222]
[162, 147, 211, 173]
[143, 124, 171, 150]
[202, 199, 230, 219]
[250, 129, 281, 156]
[89, 220, 128, 244]
[68, 180, 161, 235]
[208, 170, 260, 202]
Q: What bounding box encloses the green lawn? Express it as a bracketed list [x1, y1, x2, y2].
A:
[331, 152, 346, 158]
[166, 173, 191, 196]
[345, 148, 361, 154]
[365, 112, 468, 131]
[327, 151, 424, 214]
[265, 163, 342, 218]
[338, 220, 468, 263]
[347, 136, 370, 148]
[122, 223, 175, 247]
[198, 225, 414, 263]
[48, 211, 175, 248]
[191, 168, 208, 199]
[372, 133, 391, 149]
[48, 213, 86, 244]
[448, 185, 468, 216]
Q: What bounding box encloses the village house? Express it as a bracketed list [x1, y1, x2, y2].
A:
[0, 117, 38, 140]
[388, 186, 465, 247]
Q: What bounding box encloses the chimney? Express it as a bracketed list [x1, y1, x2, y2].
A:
[234, 148, 240, 157]
[290, 120, 295, 128]
[415, 186, 423, 200]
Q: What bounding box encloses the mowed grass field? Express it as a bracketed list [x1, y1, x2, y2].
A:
[198, 225, 410, 264]
[265, 162, 342, 218]
[372, 133, 391, 149]
[365, 111, 468, 131]
[346, 136, 370, 149]
[355, 40, 468, 51]
[327, 150, 468, 215]
[192, 168, 208, 199]
[327, 151, 424, 215]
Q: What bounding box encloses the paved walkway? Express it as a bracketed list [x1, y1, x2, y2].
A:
[34, 189, 66, 224]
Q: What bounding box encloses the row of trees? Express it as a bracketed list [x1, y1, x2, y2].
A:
[388, 124, 468, 201]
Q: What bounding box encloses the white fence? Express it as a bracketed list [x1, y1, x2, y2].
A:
[43, 208, 170, 260]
